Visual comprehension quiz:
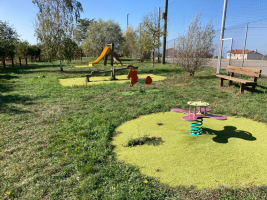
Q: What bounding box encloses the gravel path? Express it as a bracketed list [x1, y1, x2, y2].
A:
[208, 59, 267, 75]
[164, 58, 267, 75]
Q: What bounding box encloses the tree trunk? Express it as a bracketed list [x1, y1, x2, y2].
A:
[152, 36, 155, 68]
[59, 59, 63, 71]
[152, 50, 154, 68]
[188, 71, 194, 77]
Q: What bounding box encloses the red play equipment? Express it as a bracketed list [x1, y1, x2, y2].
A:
[127, 67, 152, 92]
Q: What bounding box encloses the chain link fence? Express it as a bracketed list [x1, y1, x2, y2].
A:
[159, 0, 267, 71]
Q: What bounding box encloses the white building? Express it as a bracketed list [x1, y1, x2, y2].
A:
[227, 49, 265, 60]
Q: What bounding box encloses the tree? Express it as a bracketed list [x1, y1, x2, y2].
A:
[28, 45, 41, 57]
[73, 18, 95, 46]
[175, 12, 216, 77]
[81, 18, 123, 57]
[61, 37, 78, 62]
[0, 21, 19, 60]
[16, 40, 30, 57]
[121, 26, 138, 57]
[141, 8, 165, 67]
[33, 0, 83, 71]
[121, 26, 146, 61]
[15, 41, 41, 59]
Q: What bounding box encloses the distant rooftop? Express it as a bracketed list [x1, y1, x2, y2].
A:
[227, 49, 257, 54]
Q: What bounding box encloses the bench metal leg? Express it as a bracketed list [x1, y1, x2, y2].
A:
[240, 83, 244, 94]
[219, 78, 224, 87]
[229, 80, 232, 86]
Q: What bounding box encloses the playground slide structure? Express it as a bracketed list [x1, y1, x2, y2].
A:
[113, 53, 123, 65]
[89, 46, 111, 66]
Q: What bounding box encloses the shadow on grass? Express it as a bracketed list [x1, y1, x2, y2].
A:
[138, 68, 183, 75]
[195, 75, 217, 80]
[202, 126, 256, 143]
[0, 74, 19, 80]
[228, 82, 267, 94]
[254, 84, 267, 93]
[0, 74, 20, 93]
[120, 58, 134, 62]
[0, 83, 14, 94]
[0, 94, 34, 114]
[0, 63, 59, 73]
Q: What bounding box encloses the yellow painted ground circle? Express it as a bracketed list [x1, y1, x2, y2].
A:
[58, 74, 167, 86]
[111, 112, 267, 189]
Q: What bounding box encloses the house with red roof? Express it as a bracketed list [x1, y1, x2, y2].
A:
[227, 49, 265, 60]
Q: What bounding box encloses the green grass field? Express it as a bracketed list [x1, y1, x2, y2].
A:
[1, 57, 267, 199]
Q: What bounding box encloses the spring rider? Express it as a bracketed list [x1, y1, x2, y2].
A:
[127, 67, 152, 92]
[171, 101, 227, 136]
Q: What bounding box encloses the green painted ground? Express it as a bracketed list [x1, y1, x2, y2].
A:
[58, 74, 167, 86]
[111, 111, 267, 190]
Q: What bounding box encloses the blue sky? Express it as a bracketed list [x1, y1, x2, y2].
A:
[0, 0, 164, 45]
[1, 0, 267, 57]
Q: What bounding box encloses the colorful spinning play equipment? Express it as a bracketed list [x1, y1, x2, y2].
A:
[171, 101, 227, 136]
[127, 67, 152, 92]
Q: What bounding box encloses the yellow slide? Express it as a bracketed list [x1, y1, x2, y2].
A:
[89, 46, 111, 66]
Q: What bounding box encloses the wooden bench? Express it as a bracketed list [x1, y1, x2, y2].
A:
[85, 65, 138, 83]
[216, 66, 262, 93]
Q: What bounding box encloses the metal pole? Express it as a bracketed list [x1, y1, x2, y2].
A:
[222, 38, 233, 75]
[127, 14, 129, 28]
[222, 38, 233, 66]
[216, 0, 228, 74]
[140, 23, 141, 37]
[158, 7, 160, 63]
[241, 22, 248, 68]
[140, 23, 142, 59]
[110, 43, 114, 67]
[173, 39, 175, 64]
[162, 0, 168, 64]
[228, 38, 233, 66]
[262, 43, 266, 60]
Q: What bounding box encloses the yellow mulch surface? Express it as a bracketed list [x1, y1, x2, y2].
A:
[58, 74, 167, 87]
[74, 64, 129, 68]
[111, 111, 267, 189]
[74, 65, 94, 68]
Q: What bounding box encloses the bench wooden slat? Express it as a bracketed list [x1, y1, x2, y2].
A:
[85, 65, 139, 83]
[115, 66, 138, 71]
[227, 66, 261, 74]
[216, 75, 252, 84]
[91, 70, 112, 75]
[226, 68, 261, 77]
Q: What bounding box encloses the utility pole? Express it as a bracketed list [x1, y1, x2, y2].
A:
[241, 22, 248, 69]
[162, 0, 168, 64]
[173, 39, 175, 64]
[216, 0, 228, 74]
[127, 14, 130, 28]
[158, 7, 160, 63]
[140, 23, 141, 37]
